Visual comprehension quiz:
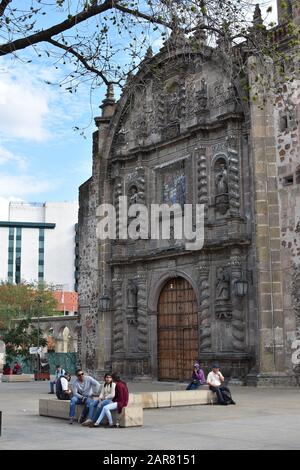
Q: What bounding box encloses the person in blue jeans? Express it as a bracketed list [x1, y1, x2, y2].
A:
[82, 373, 116, 426]
[69, 369, 100, 424]
[186, 362, 206, 390]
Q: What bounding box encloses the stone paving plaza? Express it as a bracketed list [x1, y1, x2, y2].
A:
[0, 381, 300, 450]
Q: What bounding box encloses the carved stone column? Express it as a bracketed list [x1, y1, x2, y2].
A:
[230, 251, 246, 351]
[196, 152, 208, 218]
[137, 276, 149, 352]
[112, 277, 124, 353]
[199, 264, 211, 351]
[228, 149, 240, 216]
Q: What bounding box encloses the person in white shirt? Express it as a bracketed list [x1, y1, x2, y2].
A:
[207, 364, 236, 405]
[82, 373, 116, 427]
[49, 365, 65, 394]
[56, 372, 72, 400]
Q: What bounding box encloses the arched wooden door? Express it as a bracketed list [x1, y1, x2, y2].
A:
[157, 277, 199, 381]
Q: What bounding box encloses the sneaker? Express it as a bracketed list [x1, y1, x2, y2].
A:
[69, 418, 74, 425]
[93, 422, 100, 427]
[82, 419, 93, 426]
[48, 392, 54, 394]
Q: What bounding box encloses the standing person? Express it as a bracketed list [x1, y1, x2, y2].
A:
[82, 373, 116, 426]
[207, 364, 236, 405]
[93, 373, 129, 428]
[69, 369, 100, 425]
[12, 361, 22, 375]
[186, 362, 206, 390]
[49, 365, 65, 394]
[56, 372, 72, 400]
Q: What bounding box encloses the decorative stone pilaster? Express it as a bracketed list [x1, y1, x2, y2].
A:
[137, 276, 149, 352]
[199, 264, 211, 351]
[114, 177, 123, 237]
[112, 278, 124, 353]
[196, 152, 208, 217]
[228, 149, 240, 216]
[230, 253, 246, 351]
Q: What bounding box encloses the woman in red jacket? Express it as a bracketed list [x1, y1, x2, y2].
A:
[93, 373, 129, 427]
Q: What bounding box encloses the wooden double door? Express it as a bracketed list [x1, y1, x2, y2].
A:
[157, 277, 199, 381]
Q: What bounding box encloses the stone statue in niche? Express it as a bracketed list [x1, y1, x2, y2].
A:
[127, 279, 138, 309]
[214, 159, 229, 215]
[216, 267, 231, 301]
[215, 162, 228, 195]
[167, 90, 180, 122]
[196, 78, 208, 110]
[129, 185, 139, 206]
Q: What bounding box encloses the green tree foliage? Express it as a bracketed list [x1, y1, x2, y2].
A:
[0, 282, 59, 330]
[2, 318, 47, 362]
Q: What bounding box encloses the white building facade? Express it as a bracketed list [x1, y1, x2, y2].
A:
[0, 201, 78, 290]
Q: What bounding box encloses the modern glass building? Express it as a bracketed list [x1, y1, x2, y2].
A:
[0, 201, 78, 290]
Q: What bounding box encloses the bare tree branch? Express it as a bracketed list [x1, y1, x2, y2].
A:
[0, 0, 11, 18]
[47, 37, 119, 87]
[0, 0, 172, 57]
[0, 0, 114, 56]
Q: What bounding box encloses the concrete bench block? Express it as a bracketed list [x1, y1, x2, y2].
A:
[140, 392, 158, 409]
[170, 390, 211, 406]
[39, 398, 143, 427]
[128, 394, 143, 406]
[1, 374, 34, 382]
[157, 391, 171, 408]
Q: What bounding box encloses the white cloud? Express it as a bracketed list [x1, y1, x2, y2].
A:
[0, 145, 28, 171]
[0, 173, 59, 198]
[0, 66, 50, 141]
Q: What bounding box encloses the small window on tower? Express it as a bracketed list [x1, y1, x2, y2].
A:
[283, 175, 294, 186]
[279, 115, 288, 132]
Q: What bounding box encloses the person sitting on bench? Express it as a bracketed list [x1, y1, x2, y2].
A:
[93, 373, 129, 428]
[82, 372, 116, 426]
[56, 372, 72, 400]
[49, 365, 65, 394]
[207, 364, 236, 405]
[69, 369, 100, 425]
[186, 362, 206, 390]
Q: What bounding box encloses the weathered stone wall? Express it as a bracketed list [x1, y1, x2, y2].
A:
[275, 79, 300, 380]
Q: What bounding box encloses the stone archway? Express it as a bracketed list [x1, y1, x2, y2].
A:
[157, 277, 198, 381]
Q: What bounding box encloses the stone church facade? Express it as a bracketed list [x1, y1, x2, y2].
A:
[77, 2, 300, 385]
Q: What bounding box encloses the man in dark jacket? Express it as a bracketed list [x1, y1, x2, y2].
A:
[93, 373, 129, 428]
[56, 372, 72, 400]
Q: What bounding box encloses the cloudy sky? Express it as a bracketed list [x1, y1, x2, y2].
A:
[0, 1, 277, 219]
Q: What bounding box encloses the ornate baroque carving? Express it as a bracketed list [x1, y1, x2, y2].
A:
[230, 255, 246, 351]
[137, 278, 148, 352]
[199, 265, 211, 351]
[196, 152, 208, 217]
[112, 278, 124, 353]
[228, 149, 240, 215]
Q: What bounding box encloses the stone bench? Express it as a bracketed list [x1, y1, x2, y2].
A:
[1, 374, 34, 382]
[139, 387, 217, 408]
[39, 394, 143, 428]
[39, 388, 217, 427]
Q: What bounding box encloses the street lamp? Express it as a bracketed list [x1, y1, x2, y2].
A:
[99, 285, 110, 311]
[235, 277, 248, 297]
